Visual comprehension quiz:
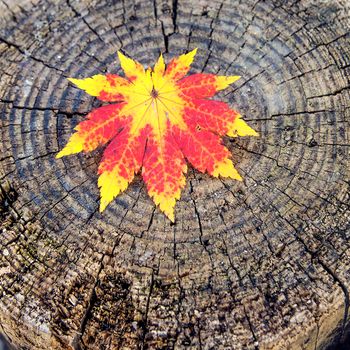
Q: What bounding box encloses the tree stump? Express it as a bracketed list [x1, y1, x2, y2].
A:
[0, 0, 349, 349]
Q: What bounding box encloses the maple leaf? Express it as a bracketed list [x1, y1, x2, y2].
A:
[56, 49, 258, 221]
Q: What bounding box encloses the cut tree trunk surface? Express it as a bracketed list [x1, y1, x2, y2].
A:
[0, 0, 349, 349]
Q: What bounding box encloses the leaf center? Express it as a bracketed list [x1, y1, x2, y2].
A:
[151, 87, 159, 99]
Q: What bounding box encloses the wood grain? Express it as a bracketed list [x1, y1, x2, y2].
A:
[0, 0, 349, 349]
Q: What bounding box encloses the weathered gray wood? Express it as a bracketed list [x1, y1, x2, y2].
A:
[0, 0, 349, 349]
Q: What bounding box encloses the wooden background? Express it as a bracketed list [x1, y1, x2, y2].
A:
[0, 0, 349, 349]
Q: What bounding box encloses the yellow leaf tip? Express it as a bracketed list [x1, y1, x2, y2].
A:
[212, 159, 243, 181]
[99, 195, 112, 213]
[228, 169, 243, 181]
[228, 117, 259, 138]
[56, 149, 68, 158]
[67, 77, 80, 86]
[152, 193, 177, 222]
[166, 211, 175, 223]
[228, 75, 241, 83]
[188, 48, 198, 57]
[243, 127, 259, 137]
[235, 173, 243, 181]
[215, 76, 241, 90]
[117, 50, 129, 63]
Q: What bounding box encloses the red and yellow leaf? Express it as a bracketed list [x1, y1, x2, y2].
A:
[57, 49, 258, 221]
